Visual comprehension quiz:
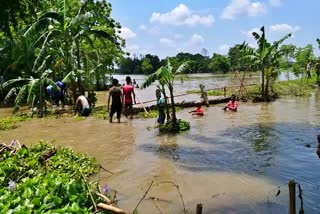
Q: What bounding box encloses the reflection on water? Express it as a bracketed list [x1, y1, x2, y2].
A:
[1, 74, 320, 213]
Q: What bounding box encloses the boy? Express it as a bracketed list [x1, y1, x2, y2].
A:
[189, 103, 204, 116]
[223, 94, 238, 111]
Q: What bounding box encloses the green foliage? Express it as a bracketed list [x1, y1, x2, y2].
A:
[159, 119, 190, 133]
[209, 54, 231, 73]
[241, 26, 291, 100]
[0, 115, 30, 131]
[272, 79, 316, 96]
[91, 106, 109, 120]
[228, 44, 252, 71]
[138, 110, 158, 118]
[0, 142, 99, 213]
[141, 58, 154, 75]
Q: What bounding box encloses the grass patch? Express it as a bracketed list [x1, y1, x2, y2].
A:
[0, 115, 30, 131]
[91, 106, 109, 120]
[138, 110, 158, 118]
[272, 78, 316, 96]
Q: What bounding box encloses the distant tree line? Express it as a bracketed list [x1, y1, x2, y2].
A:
[117, 43, 318, 75]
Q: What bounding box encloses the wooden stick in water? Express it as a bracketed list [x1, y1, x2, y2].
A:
[135, 93, 148, 114]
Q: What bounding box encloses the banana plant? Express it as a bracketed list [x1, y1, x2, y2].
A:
[241, 26, 291, 101]
[142, 59, 187, 123]
[1, 56, 60, 117]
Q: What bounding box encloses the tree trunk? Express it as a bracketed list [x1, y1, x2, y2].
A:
[169, 85, 177, 123]
[39, 78, 44, 118]
[265, 77, 269, 102]
[261, 68, 265, 100]
[161, 85, 170, 122]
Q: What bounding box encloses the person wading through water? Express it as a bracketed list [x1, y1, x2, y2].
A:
[156, 89, 165, 124]
[123, 76, 136, 119]
[107, 78, 123, 123]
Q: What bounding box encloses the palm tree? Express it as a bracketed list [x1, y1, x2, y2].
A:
[241, 26, 291, 101]
[142, 59, 187, 123]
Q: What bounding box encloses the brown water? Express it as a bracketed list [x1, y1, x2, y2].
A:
[1, 74, 319, 213]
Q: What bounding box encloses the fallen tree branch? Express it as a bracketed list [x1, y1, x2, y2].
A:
[96, 192, 112, 205]
[97, 203, 129, 214]
[99, 164, 114, 174]
[133, 180, 154, 213]
[156, 181, 187, 214]
[151, 199, 163, 214]
[80, 171, 97, 211]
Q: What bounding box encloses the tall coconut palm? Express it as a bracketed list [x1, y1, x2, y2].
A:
[241, 26, 291, 101]
[142, 59, 187, 123]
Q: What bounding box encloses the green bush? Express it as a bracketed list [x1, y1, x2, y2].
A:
[159, 119, 190, 133]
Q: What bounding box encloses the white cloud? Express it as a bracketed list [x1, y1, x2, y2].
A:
[150, 4, 215, 26]
[269, 0, 282, 7]
[160, 38, 176, 48]
[139, 25, 147, 30]
[270, 24, 300, 33]
[148, 26, 160, 36]
[242, 27, 260, 37]
[126, 44, 140, 51]
[120, 27, 136, 39]
[218, 45, 230, 55]
[189, 34, 205, 46]
[221, 0, 267, 20]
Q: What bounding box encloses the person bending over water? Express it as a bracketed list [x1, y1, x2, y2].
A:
[74, 93, 91, 116]
[108, 78, 123, 123]
[223, 94, 238, 111]
[156, 89, 165, 124]
[189, 103, 204, 116]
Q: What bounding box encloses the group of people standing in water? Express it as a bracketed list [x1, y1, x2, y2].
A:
[73, 75, 239, 123]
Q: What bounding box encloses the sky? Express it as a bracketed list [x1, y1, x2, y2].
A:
[108, 0, 320, 59]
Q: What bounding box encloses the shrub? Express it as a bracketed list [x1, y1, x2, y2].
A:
[159, 119, 190, 133]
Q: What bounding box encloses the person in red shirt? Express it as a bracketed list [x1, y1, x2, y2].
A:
[223, 94, 238, 111]
[122, 76, 136, 119]
[189, 103, 204, 116]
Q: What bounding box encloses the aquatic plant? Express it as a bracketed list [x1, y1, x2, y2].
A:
[0, 115, 30, 131]
[0, 142, 100, 213]
[159, 119, 190, 133]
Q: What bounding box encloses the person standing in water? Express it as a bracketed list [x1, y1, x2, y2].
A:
[156, 89, 165, 124]
[123, 76, 136, 119]
[108, 78, 123, 123]
[223, 94, 238, 111]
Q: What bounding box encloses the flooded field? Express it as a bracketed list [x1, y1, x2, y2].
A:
[1, 73, 319, 213]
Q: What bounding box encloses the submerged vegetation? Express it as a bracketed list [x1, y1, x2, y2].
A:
[0, 115, 30, 131]
[0, 142, 99, 213]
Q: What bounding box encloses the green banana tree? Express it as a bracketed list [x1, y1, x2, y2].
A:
[241, 26, 291, 101]
[1, 59, 60, 117]
[24, 0, 123, 102]
[142, 59, 187, 123]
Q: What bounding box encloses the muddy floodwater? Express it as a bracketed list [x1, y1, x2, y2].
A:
[1, 73, 320, 213]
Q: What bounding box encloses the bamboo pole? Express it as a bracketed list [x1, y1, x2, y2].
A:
[288, 180, 296, 214]
[135, 93, 148, 114]
[196, 203, 203, 214]
[97, 203, 129, 214]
